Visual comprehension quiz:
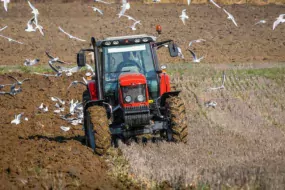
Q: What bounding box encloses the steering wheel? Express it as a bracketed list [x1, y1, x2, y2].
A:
[117, 60, 142, 72]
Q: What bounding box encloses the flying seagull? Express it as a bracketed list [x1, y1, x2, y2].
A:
[188, 49, 204, 63]
[179, 9, 189, 25]
[0, 25, 7, 32]
[0, 34, 23, 44]
[24, 59, 40, 66]
[1, 83, 22, 96]
[189, 39, 206, 47]
[67, 79, 87, 90]
[11, 113, 24, 125]
[273, 14, 285, 30]
[58, 26, 86, 42]
[2, 0, 10, 12]
[118, 0, 130, 18]
[45, 51, 71, 64]
[223, 8, 238, 27]
[254, 20, 266, 25]
[207, 71, 226, 91]
[129, 20, 141, 31]
[8, 76, 30, 85]
[27, 1, 39, 25]
[94, 0, 112, 4]
[89, 6, 103, 15]
[121, 14, 137, 22]
[209, 0, 221, 9]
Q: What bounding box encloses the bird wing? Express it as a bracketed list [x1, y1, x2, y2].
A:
[273, 19, 281, 30]
[48, 62, 60, 74]
[98, 0, 111, 4]
[58, 27, 72, 38]
[119, 4, 127, 17]
[72, 36, 86, 42]
[0, 26, 7, 32]
[67, 81, 76, 90]
[45, 51, 55, 60]
[188, 49, 197, 60]
[223, 8, 230, 17]
[187, 0, 191, 5]
[83, 77, 88, 84]
[8, 75, 19, 83]
[210, 0, 221, 8]
[86, 63, 95, 74]
[28, 1, 36, 12]
[3, 0, 8, 11]
[231, 17, 238, 27]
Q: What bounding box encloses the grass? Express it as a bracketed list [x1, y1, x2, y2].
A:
[0, 65, 52, 74]
[235, 67, 285, 80]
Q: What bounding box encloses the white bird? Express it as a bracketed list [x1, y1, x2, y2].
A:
[24, 117, 28, 121]
[118, 0, 130, 18]
[58, 27, 86, 42]
[188, 49, 204, 63]
[89, 6, 103, 15]
[51, 97, 65, 105]
[153, 0, 161, 2]
[0, 34, 24, 44]
[86, 64, 95, 76]
[69, 99, 79, 115]
[179, 9, 189, 25]
[205, 101, 217, 108]
[67, 80, 87, 90]
[60, 126, 70, 132]
[34, 72, 62, 77]
[24, 59, 40, 66]
[2, 0, 10, 12]
[273, 14, 285, 30]
[209, 0, 221, 9]
[11, 113, 23, 125]
[121, 14, 137, 22]
[38, 103, 48, 112]
[8, 76, 30, 86]
[207, 71, 226, 91]
[177, 47, 185, 59]
[0, 25, 7, 32]
[188, 39, 206, 47]
[38, 103, 44, 109]
[45, 51, 70, 65]
[43, 106, 48, 112]
[223, 8, 238, 27]
[94, 0, 112, 4]
[187, 0, 191, 5]
[254, 20, 266, 25]
[27, 1, 39, 25]
[129, 20, 141, 31]
[25, 17, 36, 32]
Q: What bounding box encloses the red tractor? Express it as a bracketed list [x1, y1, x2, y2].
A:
[77, 34, 188, 155]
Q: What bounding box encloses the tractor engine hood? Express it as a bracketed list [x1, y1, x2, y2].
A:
[119, 73, 146, 86]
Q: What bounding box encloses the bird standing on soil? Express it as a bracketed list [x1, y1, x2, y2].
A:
[89, 6, 103, 15]
[11, 113, 24, 125]
[1, 0, 9, 12]
[188, 49, 204, 63]
[209, 0, 221, 9]
[205, 101, 217, 108]
[273, 14, 285, 30]
[60, 126, 70, 132]
[24, 58, 40, 66]
[179, 9, 189, 25]
[223, 8, 238, 27]
[58, 26, 86, 42]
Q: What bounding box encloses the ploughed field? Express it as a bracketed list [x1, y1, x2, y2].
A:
[1, 1, 285, 189]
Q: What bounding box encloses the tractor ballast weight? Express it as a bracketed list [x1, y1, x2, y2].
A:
[78, 34, 188, 154]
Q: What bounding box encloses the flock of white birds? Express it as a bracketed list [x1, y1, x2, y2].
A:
[1, 0, 284, 130]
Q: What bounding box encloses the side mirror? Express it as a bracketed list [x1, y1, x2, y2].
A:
[168, 43, 179, 57]
[77, 51, 86, 67]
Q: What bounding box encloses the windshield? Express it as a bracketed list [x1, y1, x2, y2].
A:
[103, 43, 159, 100]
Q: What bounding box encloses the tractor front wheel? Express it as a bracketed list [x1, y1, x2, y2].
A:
[85, 106, 111, 155]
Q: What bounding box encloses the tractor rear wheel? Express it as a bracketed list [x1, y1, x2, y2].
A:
[85, 106, 111, 155]
[165, 96, 188, 143]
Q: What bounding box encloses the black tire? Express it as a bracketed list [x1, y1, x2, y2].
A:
[165, 96, 188, 143]
[85, 106, 111, 155]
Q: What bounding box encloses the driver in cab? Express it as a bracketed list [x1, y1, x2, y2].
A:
[116, 52, 141, 73]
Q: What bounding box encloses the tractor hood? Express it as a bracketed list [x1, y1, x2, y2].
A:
[119, 73, 146, 87]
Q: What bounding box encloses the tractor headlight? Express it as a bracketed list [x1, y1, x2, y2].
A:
[137, 95, 144, 102]
[125, 95, 132, 103]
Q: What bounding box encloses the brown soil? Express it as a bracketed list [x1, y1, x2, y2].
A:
[0, 2, 284, 65]
[1, 1, 285, 189]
